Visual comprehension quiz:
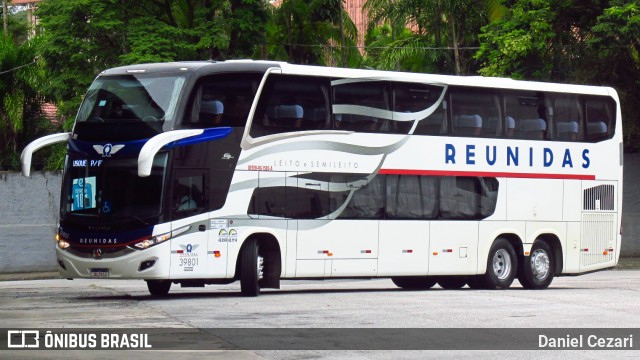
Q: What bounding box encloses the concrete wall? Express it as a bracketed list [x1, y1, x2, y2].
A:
[0, 172, 61, 273]
[621, 153, 640, 257]
[1, 154, 639, 273]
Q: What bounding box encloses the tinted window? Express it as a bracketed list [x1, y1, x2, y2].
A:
[450, 90, 501, 137]
[394, 82, 445, 135]
[333, 80, 390, 132]
[505, 92, 548, 140]
[183, 74, 260, 128]
[585, 97, 615, 142]
[550, 94, 582, 141]
[250, 75, 330, 137]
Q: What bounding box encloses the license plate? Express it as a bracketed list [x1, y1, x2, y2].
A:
[90, 268, 109, 278]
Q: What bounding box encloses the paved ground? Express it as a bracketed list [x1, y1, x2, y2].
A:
[1, 265, 639, 359]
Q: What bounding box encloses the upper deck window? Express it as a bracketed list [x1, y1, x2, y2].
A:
[74, 75, 185, 140]
[182, 73, 261, 129]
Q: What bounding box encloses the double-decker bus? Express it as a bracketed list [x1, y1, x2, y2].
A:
[21, 60, 623, 296]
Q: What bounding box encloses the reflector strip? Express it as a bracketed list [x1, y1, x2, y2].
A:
[361, 250, 372, 254]
[379, 168, 596, 181]
[402, 250, 413, 253]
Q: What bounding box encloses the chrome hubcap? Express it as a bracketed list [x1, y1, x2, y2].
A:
[493, 249, 512, 280]
[530, 249, 550, 280]
[257, 255, 264, 281]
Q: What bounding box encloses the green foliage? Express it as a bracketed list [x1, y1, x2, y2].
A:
[362, 0, 493, 74]
[266, 0, 361, 66]
[0, 35, 54, 170]
[475, 1, 556, 79]
[586, 1, 640, 151]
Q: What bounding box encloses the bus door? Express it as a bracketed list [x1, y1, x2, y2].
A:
[169, 168, 227, 279]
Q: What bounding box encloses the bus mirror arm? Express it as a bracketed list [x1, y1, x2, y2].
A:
[20, 132, 72, 177]
[138, 129, 204, 177]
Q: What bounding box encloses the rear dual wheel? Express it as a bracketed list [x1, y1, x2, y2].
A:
[518, 241, 555, 289]
[472, 238, 518, 289]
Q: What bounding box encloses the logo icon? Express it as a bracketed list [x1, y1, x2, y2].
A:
[93, 249, 103, 259]
[179, 244, 199, 253]
[222, 153, 234, 160]
[7, 330, 40, 348]
[93, 144, 124, 157]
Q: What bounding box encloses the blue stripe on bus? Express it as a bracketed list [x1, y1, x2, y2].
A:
[68, 127, 233, 157]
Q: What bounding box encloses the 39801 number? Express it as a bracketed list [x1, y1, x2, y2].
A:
[179, 257, 198, 267]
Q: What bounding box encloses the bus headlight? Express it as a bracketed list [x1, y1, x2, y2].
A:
[133, 225, 190, 250]
[57, 239, 70, 249]
[134, 233, 171, 249]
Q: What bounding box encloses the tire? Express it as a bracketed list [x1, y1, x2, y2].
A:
[391, 276, 437, 290]
[437, 276, 467, 289]
[481, 238, 518, 289]
[518, 241, 555, 289]
[240, 238, 263, 297]
[146, 280, 171, 297]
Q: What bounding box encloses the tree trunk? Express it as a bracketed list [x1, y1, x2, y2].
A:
[338, 0, 347, 67]
[449, 13, 461, 75]
[3, 0, 8, 37]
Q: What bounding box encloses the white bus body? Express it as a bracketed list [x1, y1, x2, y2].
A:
[22, 61, 623, 296]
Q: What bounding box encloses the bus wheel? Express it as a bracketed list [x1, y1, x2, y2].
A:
[146, 280, 171, 297]
[240, 238, 264, 297]
[518, 241, 555, 289]
[483, 238, 517, 289]
[437, 276, 467, 289]
[391, 276, 437, 290]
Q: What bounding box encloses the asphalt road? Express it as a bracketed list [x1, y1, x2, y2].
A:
[1, 269, 639, 359]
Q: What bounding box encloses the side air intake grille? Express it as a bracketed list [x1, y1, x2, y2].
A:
[583, 184, 615, 211]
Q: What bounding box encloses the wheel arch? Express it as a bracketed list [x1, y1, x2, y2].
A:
[477, 232, 523, 274]
[235, 232, 282, 289]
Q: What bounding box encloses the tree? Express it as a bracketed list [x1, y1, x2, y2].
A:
[363, 0, 501, 74]
[586, 1, 640, 150]
[0, 35, 53, 170]
[36, 0, 270, 116]
[266, 0, 361, 66]
[475, 0, 640, 150]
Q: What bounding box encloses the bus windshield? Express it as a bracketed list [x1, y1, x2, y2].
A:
[62, 153, 168, 224]
[74, 75, 186, 140]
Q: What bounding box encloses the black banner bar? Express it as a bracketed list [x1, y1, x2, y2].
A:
[2, 328, 637, 351]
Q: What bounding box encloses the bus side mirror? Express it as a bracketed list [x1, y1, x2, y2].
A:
[21, 132, 71, 177]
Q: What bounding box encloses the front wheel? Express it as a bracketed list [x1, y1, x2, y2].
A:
[480, 238, 518, 289]
[146, 280, 171, 297]
[240, 238, 264, 297]
[518, 241, 555, 289]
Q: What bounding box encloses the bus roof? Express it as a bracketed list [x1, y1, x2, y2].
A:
[99, 60, 616, 98]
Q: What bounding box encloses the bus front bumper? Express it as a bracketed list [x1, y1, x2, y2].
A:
[55, 241, 171, 280]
